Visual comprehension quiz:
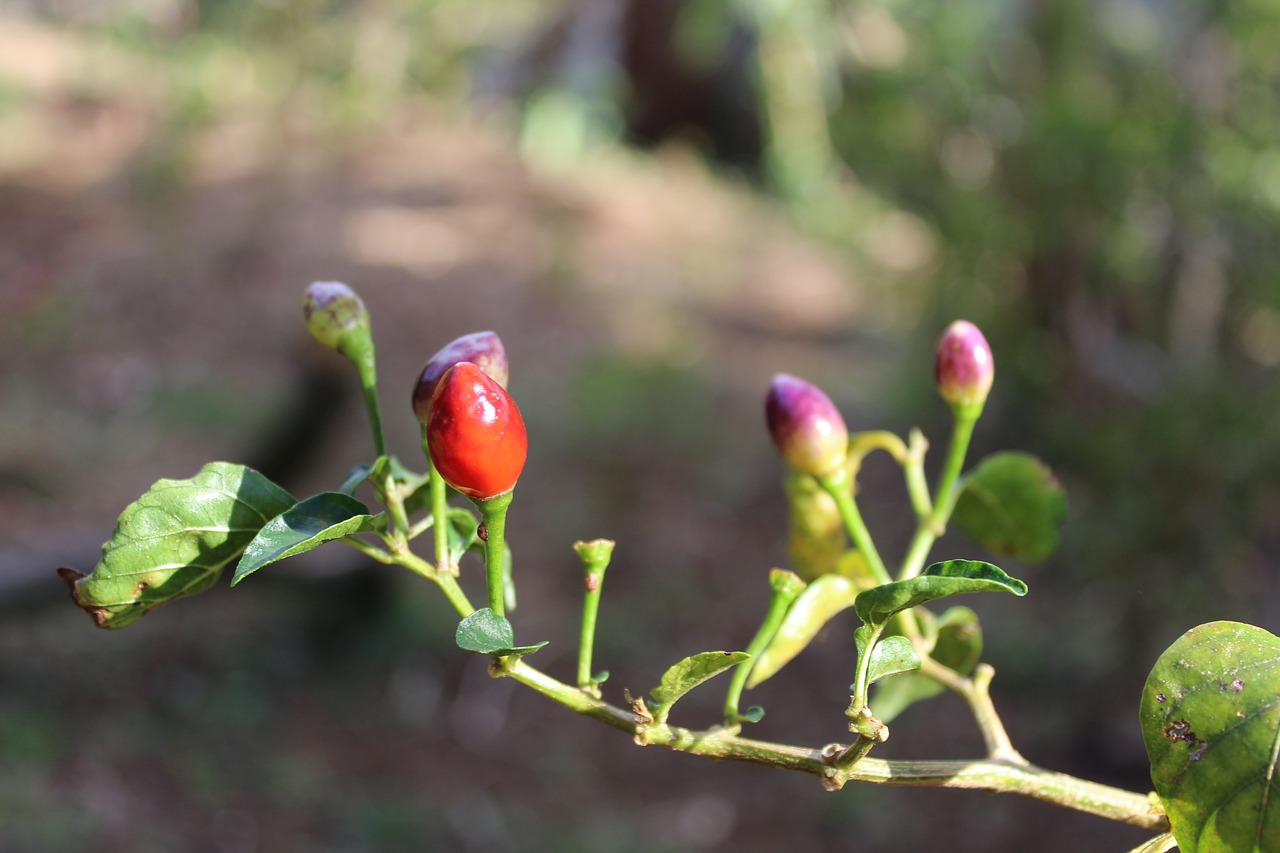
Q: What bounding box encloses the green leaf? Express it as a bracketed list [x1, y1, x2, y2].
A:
[61, 462, 293, 629]
[370, 454, 428, 490]
[1140, 621, 1280, 853]
[873, 606, 983, 723]
[454, 608, 547, 658]
[748, 574, 859, 688]
[649, 651, 750, 724]
[952, 451, 1066, 564]
[862, 635, 921, 685]
[446, 507, 481, 564]
[232, 492, 386, 585]
[854, 560, 1027, 628]
[338, 464, 372, 496]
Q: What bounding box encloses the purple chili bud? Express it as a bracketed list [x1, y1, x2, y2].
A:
[934, 320, 994, 411]
[303, 281, 371, 358]
[765, 374, 849, 478]
[411, 331, 509, 423]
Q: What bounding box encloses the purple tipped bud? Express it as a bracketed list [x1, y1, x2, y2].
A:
[303, 281, 370, 355]
[412, 331, 509, 423]
[934, 320, 994, 410]
[765, 374, 849, 478]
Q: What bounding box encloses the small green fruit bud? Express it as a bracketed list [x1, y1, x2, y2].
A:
[412, 332, 509, 424]
[765, 374, 849, 478]
[573, 539, 616, 570]
[303, 281, 371, 357]
[768, 568, 806, 599]
[935, 320, 994, 411]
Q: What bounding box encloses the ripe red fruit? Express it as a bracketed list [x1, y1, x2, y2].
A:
[412, 332, 509, 424]
[426, 362, 528, 500]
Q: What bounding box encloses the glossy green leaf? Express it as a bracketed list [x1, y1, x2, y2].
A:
[748, 574, 859, 688]
[649, 651, 750, 724]
[862, 635, 921, 685]
[232, 492, 386, 584]
[455, 608, 548, 658]
[952, 451, 1066, 564]
[61, 462, 293, 629]
[1140, 621, 1280, 853]
[854, 560, 1026, 628]
[873, 606, 983, 723]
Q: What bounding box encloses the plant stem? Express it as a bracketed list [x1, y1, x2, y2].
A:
[396, 549, 476, 617]
[818, 472, 891, 584]
[431, 471, 451, 571]
[898, 409, 979, 581]
[932, 409, 978, 529]
[434, 571, 476, 618]
[724, 570, 804, 725]
[418, 425, 455, 574]
[352, 346, 387, 459]
[494, 657, 1167, 831]
[919, 658, 1025, 763]
[474, 491, 513, 617]
[903, 428, 932, 519]
[573, 539, 615, 692]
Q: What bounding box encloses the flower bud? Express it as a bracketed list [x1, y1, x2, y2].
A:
[426, 362, 528, 500]
[934, 320, 994, 411]
[765, 374, 849, 478]
[412, 332, 509, 423]
[302, 281, 370, 357]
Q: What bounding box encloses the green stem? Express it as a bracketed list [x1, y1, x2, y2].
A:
[724, 570, 804, 725]
[432, 477, 453, 577]
[434, 570, 476, 619]
[574, 540, 616, 691]
[431, 469, 450, 570]
[418, 424, 455, 574]
[474, 491, 513, 617]
[919, 658, 1025, 764]
[384, 547, 476, 618]
[818, 471, 891, 585]
[903, 428, 932, 519]
[493, 658, 1167, 832]
[350, 344, 387, 459]
[848, 623, 886, 716]
[382, 480, 412, 552]
[931, 409, 978, 530]
[898, 408, 979, 581]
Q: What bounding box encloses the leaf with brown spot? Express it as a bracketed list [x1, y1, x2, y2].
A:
[1141, 621, 1280, 852]
[61, 462, 293, 629]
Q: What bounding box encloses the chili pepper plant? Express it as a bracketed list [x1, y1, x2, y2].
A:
[58, 283, 1279, 853]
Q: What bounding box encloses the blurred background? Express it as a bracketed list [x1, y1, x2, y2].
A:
[2, 0, 1278, 850]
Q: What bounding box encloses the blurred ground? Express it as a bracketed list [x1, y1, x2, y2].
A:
[1, 6, 1276, 853]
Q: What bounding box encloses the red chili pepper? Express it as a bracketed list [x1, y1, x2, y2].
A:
[411, 332, 509, 424]
[426, 362, 528, 500]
